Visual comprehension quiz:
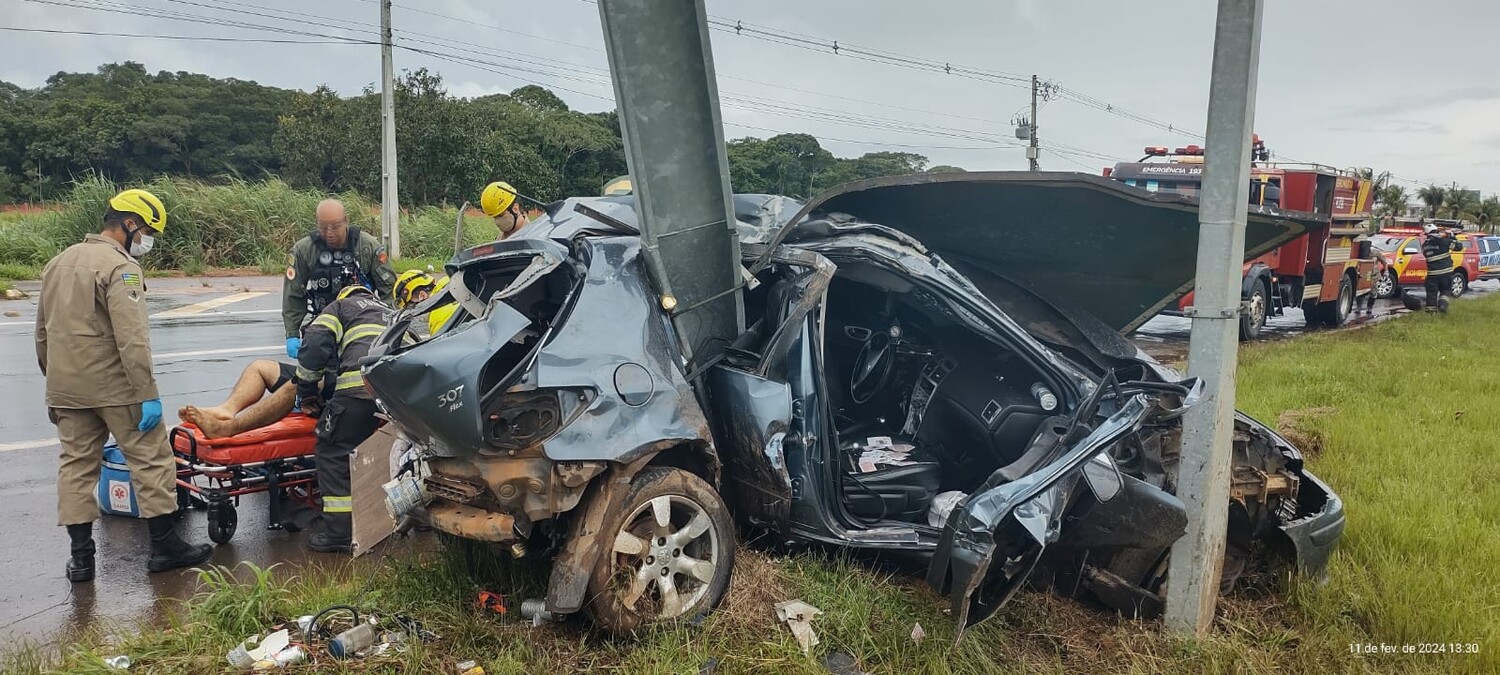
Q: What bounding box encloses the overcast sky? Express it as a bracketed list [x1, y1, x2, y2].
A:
[4, 0, 1498, 195]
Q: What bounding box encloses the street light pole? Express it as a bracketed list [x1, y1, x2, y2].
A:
[1164, 0, 1264, 636]
[379, 0, 401, 258]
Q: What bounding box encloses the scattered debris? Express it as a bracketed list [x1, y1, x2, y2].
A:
[102, 655, 131, 670]
[520, 598, 559, 626]
[698, 657, 721, 675]
[252, 645, 307, 671]
[328, 623, 378, 659]
[3, 288, 26, 300]
[1454, 410, 1465, 421]
[476, 590, 508, 616]
[774, 599, 823, 655]
[910, 622, 926, 643]
[3, 310, 19, 317]
[227, 630, 290, 670]
[456, 659, 485, 675]
[821, 651, 866, 675]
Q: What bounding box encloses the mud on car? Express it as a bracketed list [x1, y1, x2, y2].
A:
[364, 173, 1345, 637]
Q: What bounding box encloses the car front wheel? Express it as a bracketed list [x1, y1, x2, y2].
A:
[1374, 270, 1397, 299]
[587, 467, 734, 635]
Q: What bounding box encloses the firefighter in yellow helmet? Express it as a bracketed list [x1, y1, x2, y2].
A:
[481, 181, 528, 239]
[393, 269, 438, 310]
[427, 276, 458, 335]
[36, 188, 213, 581]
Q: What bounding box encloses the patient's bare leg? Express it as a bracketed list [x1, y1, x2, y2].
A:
[191, 385, 297, 439]
[202, 360, 286, 420]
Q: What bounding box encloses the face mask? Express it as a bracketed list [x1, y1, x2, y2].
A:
[125, 224, 155, 257]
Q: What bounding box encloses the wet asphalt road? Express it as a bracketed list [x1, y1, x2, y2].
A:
[0, 274, 1495, 645]
[0, 276, 332, 645]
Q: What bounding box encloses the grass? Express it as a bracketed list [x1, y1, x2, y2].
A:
[7, 297, 1499, 674]
[1, 176, 502, 275]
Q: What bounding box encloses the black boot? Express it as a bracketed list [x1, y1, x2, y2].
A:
[146, 513, 213, 573]
[307, 513, 352, 554]
[66, 523, 95, 583]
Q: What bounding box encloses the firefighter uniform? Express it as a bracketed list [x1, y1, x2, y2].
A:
[36, 234, 177, 525]
[282, 227, 395, 340]
[1422, 230, 1462, 308]
[294, 288, 392, 552]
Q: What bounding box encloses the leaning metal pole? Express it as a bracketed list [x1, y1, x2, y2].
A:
[596, 0, 745, 365]
[1164, 0, 1264, 635]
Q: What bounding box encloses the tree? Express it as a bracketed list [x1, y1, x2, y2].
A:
[1475, 196, 1500, 233]
[1442, 184, 1479, 221]
[1418, 184, 1446, 218]
[927, 165, 966, 173]
[1376, 185, 1408, 225]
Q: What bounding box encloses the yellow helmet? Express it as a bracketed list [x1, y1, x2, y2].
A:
[108, 189, 167, 232]
[337, 284, 373, 301]
[602, 175, 633, 196]
[393, 269, 436, 308]
[480, 181, 519, 217]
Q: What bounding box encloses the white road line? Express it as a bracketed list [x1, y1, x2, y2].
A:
[152, 291, 269, 318]
[154, 345, 281, 361]
[0, 438, 58, 453]
[0, 307, 280, 327]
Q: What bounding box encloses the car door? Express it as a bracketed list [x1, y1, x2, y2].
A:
[925, 389, 1159, 638]
[1397, 237, 1426, 284]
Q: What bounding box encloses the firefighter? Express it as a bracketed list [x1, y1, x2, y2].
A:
[282, 199, 396, 358]
[393, 269, 438, 309]
[1421, 224, 1463, 313]
[480, 181, 528, 239]
[294, 285, 393, 553]
[35, 188, 213, 581]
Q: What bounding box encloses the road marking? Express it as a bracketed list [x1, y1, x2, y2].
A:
[154, 345, 282, 361]
[0, 307, 280, 327]
[0, 438, 58, 454]
[152, 291, 269, 318]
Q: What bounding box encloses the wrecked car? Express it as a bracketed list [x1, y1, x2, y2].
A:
[364, 173, 1345, 637]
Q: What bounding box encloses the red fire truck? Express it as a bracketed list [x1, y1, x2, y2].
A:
[1107, 141, 1379, 340]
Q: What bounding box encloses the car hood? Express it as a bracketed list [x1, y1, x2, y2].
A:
[759, 172, 1317, 334]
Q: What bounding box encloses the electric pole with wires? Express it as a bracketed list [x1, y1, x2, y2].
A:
[1015, 75, 1057, 171]
[380, 0, 401, 258]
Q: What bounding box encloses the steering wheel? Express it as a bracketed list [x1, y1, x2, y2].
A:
[849, 327, 896, 404]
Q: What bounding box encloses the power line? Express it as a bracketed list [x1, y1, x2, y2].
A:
[0, 25, 369, 43]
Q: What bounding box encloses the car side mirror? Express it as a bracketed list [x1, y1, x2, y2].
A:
[1081, 452, 1123, 503]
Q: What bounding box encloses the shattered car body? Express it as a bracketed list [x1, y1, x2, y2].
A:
[364, 172, 1345, 636]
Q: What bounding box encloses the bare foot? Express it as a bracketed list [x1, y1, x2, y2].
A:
[182, 406, 232, 439]
[198, 405, 236, 421]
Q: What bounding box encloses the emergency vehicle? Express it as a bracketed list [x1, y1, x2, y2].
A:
[1107, 139, 1379, 340]
[1369, 227, 1483, 298]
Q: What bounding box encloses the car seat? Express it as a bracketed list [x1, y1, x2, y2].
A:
[839, 437, 942, 522]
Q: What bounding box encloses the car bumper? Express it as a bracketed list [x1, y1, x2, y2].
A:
[1278, 468, 1345, 577]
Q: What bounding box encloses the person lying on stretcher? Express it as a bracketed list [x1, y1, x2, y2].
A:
[177, 271, 442, 439]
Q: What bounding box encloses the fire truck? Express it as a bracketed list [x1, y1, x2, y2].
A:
[1106, 140, 1379, 340]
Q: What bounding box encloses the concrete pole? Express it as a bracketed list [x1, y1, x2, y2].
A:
[596, 0, 745, 363]
[1164, 0, 1263, 635]
[1028, 74, 1040, 171]
[379, 0, 401, 258]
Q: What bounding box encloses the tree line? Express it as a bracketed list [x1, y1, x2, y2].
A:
[0, 62, 962, 207]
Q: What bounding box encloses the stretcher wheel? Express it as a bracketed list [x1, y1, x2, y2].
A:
[207, 501, 238, 544]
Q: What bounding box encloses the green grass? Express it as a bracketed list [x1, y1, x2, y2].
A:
[7, 298, 1499, 674]
[1, 176, 500, 274]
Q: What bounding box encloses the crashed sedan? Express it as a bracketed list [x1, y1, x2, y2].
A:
[364, 173, 1345, 637]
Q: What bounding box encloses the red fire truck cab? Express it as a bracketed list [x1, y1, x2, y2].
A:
[1107, 142, 1378, 340]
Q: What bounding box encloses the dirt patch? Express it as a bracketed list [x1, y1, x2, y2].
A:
[1274, 407, 1337, 457]
[148, 266, 269, 278]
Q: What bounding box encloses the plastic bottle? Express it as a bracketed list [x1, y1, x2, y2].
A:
[328, 623, 377, 659]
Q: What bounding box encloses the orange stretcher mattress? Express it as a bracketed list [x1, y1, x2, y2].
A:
[172, 414, 319, 465]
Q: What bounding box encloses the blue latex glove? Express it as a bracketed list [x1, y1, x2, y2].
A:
[286, 336, 301, 358]
[138, 398, 163, 432]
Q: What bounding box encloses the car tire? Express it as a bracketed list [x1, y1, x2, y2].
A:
[586, 467, 734, 636]
[1374, 270, 1398, 299]
[1319, 275, 1354, 327]
[1450, 271, 1468, 297]
[1238, 282, 1269, 341]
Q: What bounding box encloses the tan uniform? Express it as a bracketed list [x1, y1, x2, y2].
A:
[36, 234, 175, 525]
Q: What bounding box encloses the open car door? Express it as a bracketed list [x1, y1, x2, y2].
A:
[925, 379, 1192, 638]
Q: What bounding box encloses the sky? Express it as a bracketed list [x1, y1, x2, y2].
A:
[3, 0, 1499, 195]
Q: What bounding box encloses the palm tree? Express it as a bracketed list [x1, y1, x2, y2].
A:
[1418, 184, 1446, 218]
[1476, 196, 1500, 234]
[1376, 185, 1408, 226]
[1443, 184, 1480, 221]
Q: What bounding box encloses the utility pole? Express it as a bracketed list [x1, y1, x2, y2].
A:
[379, 0, 401, 258]
[1164, 0, 1263, 636]
[1028, 74, 1040, 171]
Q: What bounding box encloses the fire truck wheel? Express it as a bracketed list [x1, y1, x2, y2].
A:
[1318, 275, 1354, 327]
[1239, 283, 1269, 341]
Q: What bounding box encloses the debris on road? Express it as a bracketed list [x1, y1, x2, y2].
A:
[3, 288, 26, 300]
[774, 599, 822, 654]
[520, 598, 559, 626]
[3, 310, 19, 317]
[456, 659, 485, 675]
[227, 629, 290, 670]
[475, 590, 508, 616]
[102, 654, 131, 669]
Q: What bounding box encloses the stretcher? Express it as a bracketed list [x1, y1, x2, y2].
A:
[171, 414, 321, 544]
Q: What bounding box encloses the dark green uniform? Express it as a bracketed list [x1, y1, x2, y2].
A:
[294, 293, 392, 550]
[282, 227, 395, 339]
